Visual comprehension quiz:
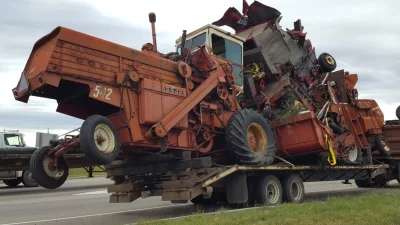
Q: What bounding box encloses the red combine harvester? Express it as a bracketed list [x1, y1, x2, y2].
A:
[12, 1, 400, 205]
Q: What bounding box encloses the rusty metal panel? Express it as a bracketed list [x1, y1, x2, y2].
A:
[383, 123, 400, 157]
[253, 29, 304, 75]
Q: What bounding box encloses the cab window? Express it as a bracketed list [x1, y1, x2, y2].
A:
[211, 34, 243, 86]
[4, 134, 24, 147]
[177, 32, 206, 53]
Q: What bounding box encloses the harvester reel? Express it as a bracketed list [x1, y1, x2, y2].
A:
[80, 115, 120, 165]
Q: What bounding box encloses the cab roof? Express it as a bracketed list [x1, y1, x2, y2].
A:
[175, 24, 246, 44]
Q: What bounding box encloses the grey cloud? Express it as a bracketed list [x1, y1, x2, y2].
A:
[0, 108, 83, 131]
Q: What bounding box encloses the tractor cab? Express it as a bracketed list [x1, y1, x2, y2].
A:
[175, 24, 245, 87]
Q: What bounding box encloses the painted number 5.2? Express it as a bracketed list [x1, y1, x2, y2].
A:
[93, 85, 112, 100]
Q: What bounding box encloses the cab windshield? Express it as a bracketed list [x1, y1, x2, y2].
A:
[211, 34, 243, 86]
[4, 134, 24, 147]
[177, 32, 206, 53]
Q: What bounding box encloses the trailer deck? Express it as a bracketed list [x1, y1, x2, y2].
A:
[106, 155, 398, 204]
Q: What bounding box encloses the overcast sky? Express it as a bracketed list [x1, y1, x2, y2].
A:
[1, 0, 399, 146]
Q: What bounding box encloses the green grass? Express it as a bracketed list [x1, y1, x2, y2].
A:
[139, 190, 400, 225]
[68, 168, 106, 178]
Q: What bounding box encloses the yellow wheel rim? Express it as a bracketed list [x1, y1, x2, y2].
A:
[247, 123, 267, 154]
[325, 55, 335, 65]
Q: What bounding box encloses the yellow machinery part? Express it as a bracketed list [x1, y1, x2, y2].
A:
[325, 134, 337, 166]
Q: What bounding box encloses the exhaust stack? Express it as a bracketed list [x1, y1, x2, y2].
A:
[149, 12, 157, 53]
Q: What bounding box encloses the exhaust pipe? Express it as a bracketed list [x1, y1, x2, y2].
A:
[149, 12, 157, 53]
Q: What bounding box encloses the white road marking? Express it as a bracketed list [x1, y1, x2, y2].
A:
[74, 190, 107, 195]
[0, 204, 191, 225]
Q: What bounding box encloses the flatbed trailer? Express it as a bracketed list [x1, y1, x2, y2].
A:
[106, 155, 400, 205]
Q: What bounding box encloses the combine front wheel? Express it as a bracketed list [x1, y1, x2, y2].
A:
[80, 115, 120, 165]
[30, 146, 69, 189]
[226, 109, 276, 165]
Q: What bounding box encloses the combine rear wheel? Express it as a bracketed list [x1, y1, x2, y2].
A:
[226, 109, 276, 165]
[80, 115, 120, 165]
[30, 146, 69, 189]
[281, 175, 304, 203]
[318, 52, 337, 72]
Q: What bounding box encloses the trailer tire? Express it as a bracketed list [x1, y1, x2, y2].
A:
[254, 175, 282, 205]
[30, 146, 69, 189]
[281, 174, 304, 203]
[3, 179, 21, 187]
[226, 109, 276, 166]
[190, 193, 220, 205]
[354, 179, 373, 188]
[318, 52, 337, 72]
[375, 135, 391, 157]
[21, 171, 39, 187]
[80, 115, 120, 165]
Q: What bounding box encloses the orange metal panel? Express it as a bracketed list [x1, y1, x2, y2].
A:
[178, 130, 189, 148]
[274, 111, 329, 156]
[53, 46, 120, 68]
[161, 95, 188, 129]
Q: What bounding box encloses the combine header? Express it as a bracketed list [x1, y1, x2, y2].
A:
[12, 1, 400, 205]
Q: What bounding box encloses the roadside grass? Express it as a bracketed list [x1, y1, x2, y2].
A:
[68, 168, 106, 178]
[139, 190, 400, 225]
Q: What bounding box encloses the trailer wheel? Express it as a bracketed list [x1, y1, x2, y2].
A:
[80, 115, 120, 165]
[190, 193, 220, 205]
[281, 175, 304, 203]
[21, 171, 39, 187]
[226, 109, 277, 165]
[375, 135, 391, 157]
[30, 146, 69, 189]
[318, 52, 337, 72]
[354, 179, 373, 188]
[3, 179, 22, 187]
[254, 175, 282, 205]
[396, 105, 400, 120]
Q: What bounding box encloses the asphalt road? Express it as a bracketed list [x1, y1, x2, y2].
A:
[0, 177, 397, 225]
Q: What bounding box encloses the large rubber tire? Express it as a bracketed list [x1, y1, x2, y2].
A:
[3, 179, 22, 187]
[21, 170, 39, 187]
[396, 105, 400, 120]
[281, 174, 305, 203]
[190, 193, 221, 205]
[318, 52, 337, 72]
[80, 115, 120, 165]
[30, 146, 69, 189]
[226, 109, 276, 165]
[375, 135, 391, 157]
[254, 175, 282, 205]
[354, 179, 373, 188]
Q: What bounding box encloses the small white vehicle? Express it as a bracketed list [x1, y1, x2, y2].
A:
[0, 132, 38, 187]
